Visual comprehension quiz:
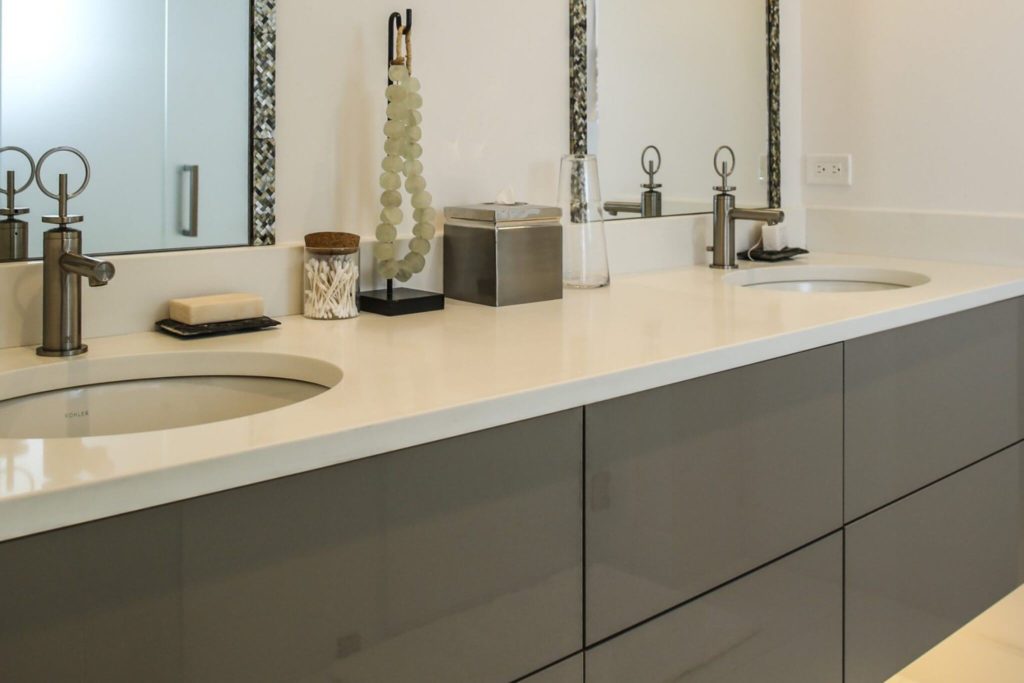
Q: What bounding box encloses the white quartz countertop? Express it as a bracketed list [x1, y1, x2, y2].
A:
[3, 252, 1024, 542]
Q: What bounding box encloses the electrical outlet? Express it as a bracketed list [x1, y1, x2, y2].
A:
[806, 154, 853, 186]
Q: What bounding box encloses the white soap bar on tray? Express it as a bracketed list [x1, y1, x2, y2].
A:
[169, 293, 265, 325]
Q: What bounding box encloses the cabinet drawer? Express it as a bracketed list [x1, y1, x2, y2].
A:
[586, 533, 843, 683]
[845, 298, 1023, 520]
[585, 345, 842, 643]
[519, 655, 583, 683]
[846, 443, 1024, 683]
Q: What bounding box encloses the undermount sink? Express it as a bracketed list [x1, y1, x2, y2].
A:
[0, 352, 342, 439]
[723, 265, 930, 293]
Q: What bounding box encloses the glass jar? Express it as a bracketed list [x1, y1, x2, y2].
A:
[303, 232, 361, 320]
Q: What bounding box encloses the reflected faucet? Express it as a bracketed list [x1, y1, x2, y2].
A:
[708, 146, 784, 270]
[35, 148, 115, 357]
[0, 146, 36, 262]
[605, 145, 664, 218]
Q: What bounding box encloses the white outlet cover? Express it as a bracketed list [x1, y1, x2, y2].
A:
[806, 154, 853, 186]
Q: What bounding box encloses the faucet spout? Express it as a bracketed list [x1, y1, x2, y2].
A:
[730, 207, 785, 225]
[60, 252, 115, 287]
[604, 201, 642, 217]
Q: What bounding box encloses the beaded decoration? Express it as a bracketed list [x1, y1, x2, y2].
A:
[374, 27, 436, 282]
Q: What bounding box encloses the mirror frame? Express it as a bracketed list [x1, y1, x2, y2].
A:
[250, 0, 277, 245]
[569, 0, 782, 210]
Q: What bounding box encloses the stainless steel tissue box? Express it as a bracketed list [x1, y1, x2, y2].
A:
[444, 203, 563, 307]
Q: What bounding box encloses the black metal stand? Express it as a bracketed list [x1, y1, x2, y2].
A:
[361, 8, 444, 318]
[360, 286, 444, 316]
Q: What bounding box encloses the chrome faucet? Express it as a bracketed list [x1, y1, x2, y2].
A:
[708, 146, 785, 270]
[35, 147, 115, 357]
[605, 145, 663, 218]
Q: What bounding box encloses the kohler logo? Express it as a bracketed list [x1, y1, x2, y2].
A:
[65, 410, 89, 419]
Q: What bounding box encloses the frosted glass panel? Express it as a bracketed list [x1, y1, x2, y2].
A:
[0, 0, 250, 259]
[591, 0, 769, 219]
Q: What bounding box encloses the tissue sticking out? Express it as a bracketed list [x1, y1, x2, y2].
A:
[495, 186, 519, 206]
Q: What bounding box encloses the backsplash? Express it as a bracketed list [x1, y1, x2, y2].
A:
[807, 208, 1024, 268]
[0, 245, 303, 350]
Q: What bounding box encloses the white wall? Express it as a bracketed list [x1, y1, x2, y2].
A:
[802, 0, 1024, 263]
[275, 0, 568, 291]
[803, 0, 1024, 214]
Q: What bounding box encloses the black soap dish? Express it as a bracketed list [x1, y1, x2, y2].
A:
[738, 246, 809, 262]
[155, 316, 281, 339]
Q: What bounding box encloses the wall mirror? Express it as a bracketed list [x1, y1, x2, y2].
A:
[0, 0, 275, 263]
[570, 0, 780, 221]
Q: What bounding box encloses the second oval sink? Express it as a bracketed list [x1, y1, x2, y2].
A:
[723, 265, 930, 293]
[0, 352, 342, 439]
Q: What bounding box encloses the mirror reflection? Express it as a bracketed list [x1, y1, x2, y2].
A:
[0, 0, 251, 262]
[588, 0, 771, 220]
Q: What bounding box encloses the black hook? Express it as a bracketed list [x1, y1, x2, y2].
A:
[387, 9, 413, 85]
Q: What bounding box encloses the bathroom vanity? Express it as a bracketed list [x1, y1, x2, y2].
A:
[1, 255, 1024, 682]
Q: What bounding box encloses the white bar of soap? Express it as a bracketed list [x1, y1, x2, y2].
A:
[169, 293, 265, 325]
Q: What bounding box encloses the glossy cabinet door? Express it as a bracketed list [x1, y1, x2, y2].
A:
[845, 298, 1024, 521]
[0, 409, 583, 683]
[180, 408, 583, 683]
[519, 655, 584, 683]
[585, 345, 842, 644]
[0, 506, 183, 683]
[846, 444, 1024, 683]
[586, 533, 843, 683]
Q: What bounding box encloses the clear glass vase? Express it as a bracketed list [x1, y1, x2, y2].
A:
[558, 154, 610, 289]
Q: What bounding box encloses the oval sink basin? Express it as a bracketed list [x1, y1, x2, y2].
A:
[723, 265, 930, 293]
[0, 352, 342, 439]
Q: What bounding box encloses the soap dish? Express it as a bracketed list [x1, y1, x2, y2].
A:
[155, 316, 281, 339]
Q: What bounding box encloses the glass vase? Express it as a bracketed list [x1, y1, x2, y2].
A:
[558, 154, 610, 289]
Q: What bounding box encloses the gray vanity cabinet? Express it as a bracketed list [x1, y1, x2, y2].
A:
[585, 345, 843, 644]
[845, 443, 1024, 683]
[586, 533, 843, 683]
[0, 506, 183, 683]
[0, 410, 584, 683]
[844, 298, 1024, 521]
[519, 655, 584, 683]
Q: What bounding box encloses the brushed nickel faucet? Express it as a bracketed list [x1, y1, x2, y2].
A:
[605, 145, 663, 218]
[0, 146, 36, 262]
[35, 147, 115, 358]
[708, 145, 785, 270]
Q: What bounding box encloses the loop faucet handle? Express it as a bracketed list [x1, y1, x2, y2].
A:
[36, 146, 90, 226]
[0, 146, 37, 217]
[641, 145, 663, 190]
[713, 145, 737, 193]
